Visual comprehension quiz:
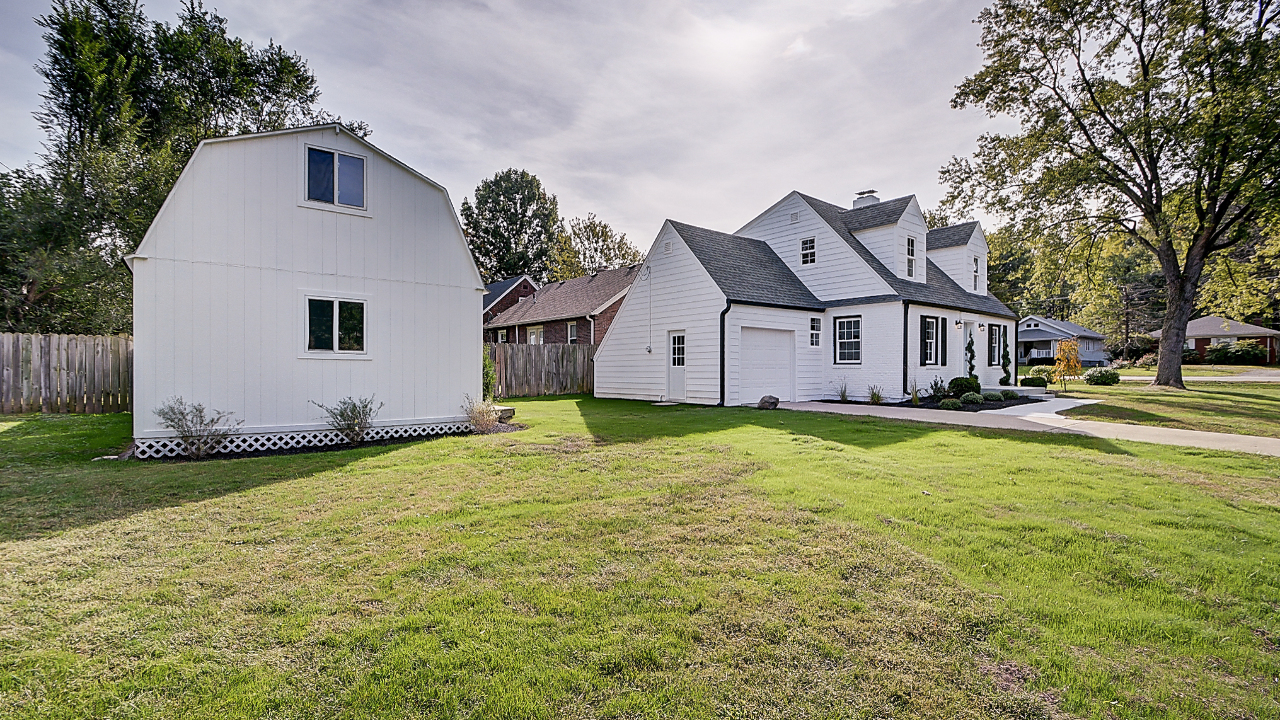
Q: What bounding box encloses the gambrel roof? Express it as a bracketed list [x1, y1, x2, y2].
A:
[670, 221, 822, 309]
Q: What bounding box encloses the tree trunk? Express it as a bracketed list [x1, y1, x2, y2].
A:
[1152, 234, 1210, 389]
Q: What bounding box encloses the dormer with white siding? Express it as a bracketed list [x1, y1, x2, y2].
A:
[927, 222, 988, 295]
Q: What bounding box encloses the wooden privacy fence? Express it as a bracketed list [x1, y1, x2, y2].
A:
[0, 333, 133, 414]
[488, 343, 596, 398]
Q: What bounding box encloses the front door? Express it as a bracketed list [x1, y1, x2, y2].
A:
[667, 332, 686, 401]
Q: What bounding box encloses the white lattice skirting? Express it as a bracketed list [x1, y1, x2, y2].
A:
[134, 422, 473, 459]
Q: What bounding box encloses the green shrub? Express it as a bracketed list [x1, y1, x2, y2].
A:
[1020, 376, 1048, 388]
[1000, 389, 1019, 400]
[927, 376, 948, 402]
[1205, 339, 1268, 365]
[1182, 348, 1201, 364]
[867, 385, 885, 405]
[938, 398, 963, 411]
[1136, 352, 1158, 368]
[483, 348, 498, 400]
[1083, 367, 1120, 386]
[948, 376, 981, 397]
[1029, 365, 1056, 382]
[960, 391, 984, 405]
[982, 391, 1003, 402]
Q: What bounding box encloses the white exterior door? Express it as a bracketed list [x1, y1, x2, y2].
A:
[740, 327, 794, 403]
[667, 332, 686, 401]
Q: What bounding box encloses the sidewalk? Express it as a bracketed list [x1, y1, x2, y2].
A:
[1116, 369, 1280, 382]
[777, 401, 1280, 457]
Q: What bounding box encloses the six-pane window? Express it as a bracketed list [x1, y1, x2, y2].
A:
[988, 324, 1002, 365]
[800, 237, 816, 265]
[835, 317, 861, 363]
[923, 317, 939, 364]
[671, 334, 685, 367]
[810, 318, 821, 347]
[307, 148, 366, 209]
[308, 298, 365, 352]
[973, 257, 980, 290]
[906, 237, 916, 278]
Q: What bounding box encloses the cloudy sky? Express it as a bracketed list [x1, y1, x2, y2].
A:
[0, 0, 1013, 250]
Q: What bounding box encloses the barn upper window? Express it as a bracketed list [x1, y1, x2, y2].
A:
[307, 147, 365, 209]
[308, 297, 365, 353]
[800, 237, 816, 265]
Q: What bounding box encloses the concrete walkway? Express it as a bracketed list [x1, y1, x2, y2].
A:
[777, 400, 1280, 457]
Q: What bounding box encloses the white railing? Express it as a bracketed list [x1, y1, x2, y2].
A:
[1020, 349, 1055, 359]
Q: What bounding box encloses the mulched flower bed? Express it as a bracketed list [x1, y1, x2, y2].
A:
[818, 395, 1046, 413]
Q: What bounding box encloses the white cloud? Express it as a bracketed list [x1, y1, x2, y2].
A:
[0, 0, 1015, 249]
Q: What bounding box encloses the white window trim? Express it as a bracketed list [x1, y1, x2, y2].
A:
[834, 316, 862, 364]
[671, 333, 686, 367]
[527, 325, 544, 345]
[299, 290, 371, 360]
[800, 237, 816, 265]
[298, 143, 372, 218]
[906, 237, 917, 278]
[810, 317, 821, 347]
[497, 329, 507, 343]
[567, 321, 577, 344]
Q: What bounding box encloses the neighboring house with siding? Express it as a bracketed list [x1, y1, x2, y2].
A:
[484, 265, 640, 344]
[1150, 315, 1280, 364]
[1017, 315, 1109, 367]
[593, 191, 1017, 405]
[483, 275, 538, 323]
[127, 124, 484, 457]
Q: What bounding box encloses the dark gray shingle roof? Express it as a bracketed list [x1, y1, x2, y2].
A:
[840, 195, 915, 233]
[925, 221, 979, 250]
[798, 194, 1016, 319]
[669, 221, 822, 309]
[486, 265, 639, 327]
[482, 275, 532, 312]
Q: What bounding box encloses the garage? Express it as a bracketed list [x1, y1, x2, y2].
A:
[739, 327, 794, 403]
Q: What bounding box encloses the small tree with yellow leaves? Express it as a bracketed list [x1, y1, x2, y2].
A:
[1054, 339, 1082, 392]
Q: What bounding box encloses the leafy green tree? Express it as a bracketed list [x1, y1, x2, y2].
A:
[461, 169, 563, 283]
[549, 213, 644, 281]
[3, 0, 351, 333]
[943, 0, 1280, 388]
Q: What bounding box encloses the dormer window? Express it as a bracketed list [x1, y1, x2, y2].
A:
[307, 147, 365, 209]
[973, 257, 980, 291]
[906, 237, 917, 278]
[801, 237, 815, 265]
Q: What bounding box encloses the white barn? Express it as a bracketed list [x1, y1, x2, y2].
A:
[594, 191, 1018, 405]
[127, 124, 484, 457]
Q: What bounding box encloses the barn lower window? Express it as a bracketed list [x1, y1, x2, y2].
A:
[810, 318, 821, 347]
[671, 334, 685, 367]
[835, 317, 861, 363]
[308, 298, 365, 352]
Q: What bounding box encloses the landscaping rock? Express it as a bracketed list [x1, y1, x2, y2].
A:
[757, 395, 779, 410]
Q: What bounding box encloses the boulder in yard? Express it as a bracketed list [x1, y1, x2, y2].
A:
[757, 395, 779, 410]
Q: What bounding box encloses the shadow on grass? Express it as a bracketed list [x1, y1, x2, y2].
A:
[0, 413, 410, 542]
[566, 395, 1134, 456]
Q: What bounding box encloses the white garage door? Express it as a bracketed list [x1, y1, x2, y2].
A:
[740, 327, 794, 403]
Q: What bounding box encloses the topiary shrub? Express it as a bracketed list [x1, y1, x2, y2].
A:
[982, 391, 1003, 402]
[939, 398, 963, 411]
[960, 391, 984, 405]
[1000, 389, 1019, 400]
[948, 376, 981, 397]
[1083, 367, 1121, 385]
[1020, 376, 1048, 388]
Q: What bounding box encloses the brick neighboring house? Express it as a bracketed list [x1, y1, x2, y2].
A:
[485, 265, 640, 344]
[1151, 315, 1280, 364]
[482, 275, 538, 324]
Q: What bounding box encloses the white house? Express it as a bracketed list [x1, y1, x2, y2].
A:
[593, 191, 1017, 405]
[127, 124, 484, 457]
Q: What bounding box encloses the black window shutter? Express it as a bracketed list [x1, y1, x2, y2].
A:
[940, 318, 948, 366]
[919, 316, 928, 366]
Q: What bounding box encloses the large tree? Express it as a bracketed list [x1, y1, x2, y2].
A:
[1, 0, 354, 333]
[461, 169, 563, 283]
[943, 0, 1280, 387]
[548, 213, 644, 281]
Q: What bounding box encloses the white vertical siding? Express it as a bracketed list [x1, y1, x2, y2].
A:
[594, 223, 726, 404]
[736, 193, 892, 301]
[132, 128, 481, 438]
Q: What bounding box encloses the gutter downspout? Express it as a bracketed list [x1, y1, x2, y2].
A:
[901, 300, 910, 397]
[719, 300, 732, 406]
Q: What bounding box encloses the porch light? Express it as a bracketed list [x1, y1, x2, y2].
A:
[954, 320, 963, 330]
[978, 323, 986, 331]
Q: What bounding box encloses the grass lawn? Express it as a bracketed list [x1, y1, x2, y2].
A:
[1, 401, 1278, 719]
[1018, 364, 1276, 377]
[1059, 382, 1280, 438]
